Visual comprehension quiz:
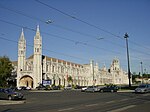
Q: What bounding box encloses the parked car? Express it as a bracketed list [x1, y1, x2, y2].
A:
[135, 84, 150, 93]
[81, 86, 88, 92]
[85, 86, 100, 92]
[99, 85, 118, 92]
[64, 85, 72, 90]
[74, 85, 82, 89]
[36, 85, 47, 90]
[0, 88, 24, 100]
[18, 86, 31, 90]
[51, 86, 61, 90]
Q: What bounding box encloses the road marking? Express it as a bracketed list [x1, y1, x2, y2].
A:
[120, 98, 129, 101]
[85, 103, 98, 107]
[58, 108, 74, 111]
[107, 105, 136, 112]
[106, 101, 116, 104]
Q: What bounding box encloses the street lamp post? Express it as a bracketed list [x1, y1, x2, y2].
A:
[92, 60, 95, 87]
[124, 33, 131, 88]
[140, 62, 143, 83]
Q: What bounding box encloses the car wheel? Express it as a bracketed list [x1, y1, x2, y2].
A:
[111, 90, 114, 93]
[100, 89, 103, 92]
[8, 96, 12, 100]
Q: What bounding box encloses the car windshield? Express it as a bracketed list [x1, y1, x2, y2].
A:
[138, 85, 147, 88]
[4, 89, 14, 93]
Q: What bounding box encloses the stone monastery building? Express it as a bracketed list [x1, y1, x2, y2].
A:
[12, 26, 129, 88]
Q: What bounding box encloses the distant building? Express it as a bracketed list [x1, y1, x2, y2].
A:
[12, 26, 129, 88]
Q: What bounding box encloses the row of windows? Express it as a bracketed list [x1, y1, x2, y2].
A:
[46, 64, 84, 74]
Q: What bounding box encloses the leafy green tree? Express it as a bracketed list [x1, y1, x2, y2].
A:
[0, 56, 14, 87]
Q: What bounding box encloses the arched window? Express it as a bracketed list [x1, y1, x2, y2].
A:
[37, 48, 39, 52]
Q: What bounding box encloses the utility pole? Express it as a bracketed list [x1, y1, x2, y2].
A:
[124, 33, 131, 88]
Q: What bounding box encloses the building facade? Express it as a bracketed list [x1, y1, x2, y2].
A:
[12, 26, 130, 88]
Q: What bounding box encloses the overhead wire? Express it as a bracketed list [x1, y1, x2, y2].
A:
[0, 4, 123, 46]
[0, 5, 146, 60]
[0, 3, 148, 61]
[0, 18, 127, 58]
[0, 3, 144, 56]
[35, 0, 150, 52]
[35, 0, 122, 40]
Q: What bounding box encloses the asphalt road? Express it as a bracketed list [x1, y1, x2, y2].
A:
[0, 90, 150, 112]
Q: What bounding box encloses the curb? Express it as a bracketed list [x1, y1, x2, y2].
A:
[118, 90, 134, 93]
[30, 90, 63, 92]
[0, 100, 26, 105]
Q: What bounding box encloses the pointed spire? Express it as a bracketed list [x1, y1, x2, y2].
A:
[102, 62, 106, 70]
[37, 25, 40, 32]
[19, 28, 25, 41]
[21, 28, 23, 33]
[34, 25, 41, 40]
[35, 25, 40, 36]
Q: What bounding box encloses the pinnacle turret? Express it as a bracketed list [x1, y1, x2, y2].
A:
[19, 28, 25, 41]
[35, 25, 41, 39]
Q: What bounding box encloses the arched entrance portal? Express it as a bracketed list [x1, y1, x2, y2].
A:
[19, 75, 33, 88]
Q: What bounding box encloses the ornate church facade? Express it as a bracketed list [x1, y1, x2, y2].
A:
[12, 26, 130, 88]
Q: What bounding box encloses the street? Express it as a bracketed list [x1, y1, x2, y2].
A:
[0, 90, 150, 112]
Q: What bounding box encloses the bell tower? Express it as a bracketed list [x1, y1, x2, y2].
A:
[17, 29, 26, 87]
[17, 28, 26, 72]
[111, 58, 120, 71]
[33, 25, 42, 88]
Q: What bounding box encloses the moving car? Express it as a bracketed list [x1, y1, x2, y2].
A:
[0, 88, 24, 100]
[99, 85, 118, 92]
[135, 84, 150, 93]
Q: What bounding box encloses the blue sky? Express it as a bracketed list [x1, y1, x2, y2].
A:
[0, 0, 150, 74]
